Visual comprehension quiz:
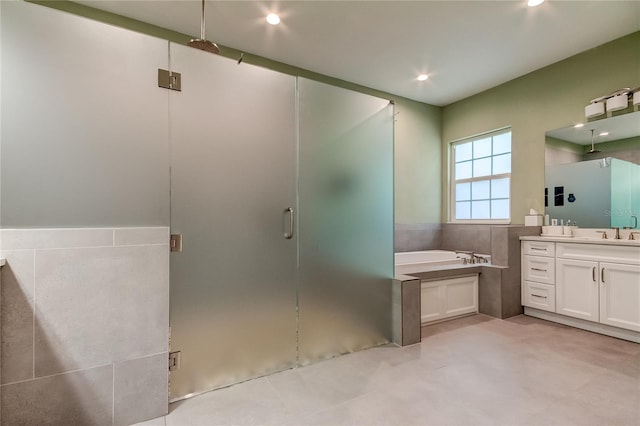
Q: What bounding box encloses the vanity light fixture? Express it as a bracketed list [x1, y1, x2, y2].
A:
[633, 90, 640, 106]
[417, 74, 429, 81]
[585, 101, 605, 118]
[528, 0, 544, 7]
[585, 87, 633, 118]
[606, 93, 629, 112]
[266, 13, 280, 25]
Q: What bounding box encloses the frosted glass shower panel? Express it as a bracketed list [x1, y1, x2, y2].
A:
[168, 43, 297, 399]
[297, 78, 394, 364]
[1, 1, 169, 227]
[610, 159, 640, 228]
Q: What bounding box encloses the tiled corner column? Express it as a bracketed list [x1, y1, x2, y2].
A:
[0, 227, 170, 425]
[392, 276, 421, 346]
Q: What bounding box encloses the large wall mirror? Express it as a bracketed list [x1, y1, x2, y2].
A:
[545, 111, 640, 229]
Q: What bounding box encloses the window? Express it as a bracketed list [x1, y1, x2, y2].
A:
[451, 128, 511, 221]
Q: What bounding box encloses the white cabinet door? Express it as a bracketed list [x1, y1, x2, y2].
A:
[556, 258, 599, 322]
[421, 283, 444, 323]
[421, 276, 478, 324]
[443, 276, 478, 317]
[599, 262, 640, 332]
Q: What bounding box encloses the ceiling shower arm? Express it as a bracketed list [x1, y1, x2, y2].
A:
[200, 0, 206, 40]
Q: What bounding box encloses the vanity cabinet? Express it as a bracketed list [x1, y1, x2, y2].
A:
[556, 258, 599, 321]
[522, 241, 556, 312]
[522, 238, 640, 336]
[556, 258, 640, 331]
[599, 262, 640, 331]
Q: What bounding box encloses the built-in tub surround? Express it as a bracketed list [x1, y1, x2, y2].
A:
[395, 250, 490, 275]
[393, 250, 485, 345]
[395, 224, 540, 320]
[0, 227, 169, 425]
[394, 223, 442, 252]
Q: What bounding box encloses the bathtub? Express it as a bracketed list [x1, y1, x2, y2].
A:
[395, 250, 472, 275]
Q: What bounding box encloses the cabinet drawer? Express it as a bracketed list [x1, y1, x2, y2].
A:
[523, 255, 555, 284]
[523, 241, 555, 257]
[523, 281, 556, 312]
[556, 243, 640, 265]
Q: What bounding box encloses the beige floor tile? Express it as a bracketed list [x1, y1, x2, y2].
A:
[135, 314, 640, 426]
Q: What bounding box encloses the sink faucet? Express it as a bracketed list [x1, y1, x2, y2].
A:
[612, 227, 621, 240]
[630, 232, 640, 241]
[596, 231, 608, 239]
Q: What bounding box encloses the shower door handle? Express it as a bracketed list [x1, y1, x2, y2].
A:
[283, 207, 295, 239]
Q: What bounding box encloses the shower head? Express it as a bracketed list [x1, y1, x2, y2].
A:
[586, 129, 601, 154]
[188, 0, 220, 54]
[188, 38, 220, 54]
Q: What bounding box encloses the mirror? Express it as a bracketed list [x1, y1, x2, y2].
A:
[545, 111, 640, 229]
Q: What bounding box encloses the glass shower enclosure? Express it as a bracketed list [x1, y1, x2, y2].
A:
[168, 45, 394, 400]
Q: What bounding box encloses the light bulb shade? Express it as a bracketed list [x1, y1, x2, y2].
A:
[606, 94, 628, 112]
[585, 102, 605, 118]
[633, 91, 640, 106]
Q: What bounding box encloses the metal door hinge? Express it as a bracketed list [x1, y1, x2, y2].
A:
[170, 234, 183, 252]
[169, 351, 181, 371]
[158, 69, 182, 91]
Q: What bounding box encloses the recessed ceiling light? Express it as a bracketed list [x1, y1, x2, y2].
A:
[573, 123, 584, 128]
[528, 0, 544, 6]
[266, 13, 280, 25]
[417, 74, 429, 81]
[599, 132, 610, 136]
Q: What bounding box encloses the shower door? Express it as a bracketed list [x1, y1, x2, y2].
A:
[168, 43, 297, 400]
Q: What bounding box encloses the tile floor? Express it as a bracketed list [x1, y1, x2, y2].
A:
[135, 314, 640, 426]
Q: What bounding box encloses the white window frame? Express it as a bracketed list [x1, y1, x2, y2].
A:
[449, 127, 512, 224]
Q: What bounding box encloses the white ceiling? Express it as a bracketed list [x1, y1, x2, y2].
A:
[75, 0, 640, 106]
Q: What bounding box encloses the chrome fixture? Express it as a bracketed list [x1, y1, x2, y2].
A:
[188, 0, 220, 54]
[596, 230, 608, 239]
[587, 129, 600, 154]
[629, 231, 640, 240]
[612, 227, 621, 240]
[283, 207, 295, 239]
[455, 250, 489, 264]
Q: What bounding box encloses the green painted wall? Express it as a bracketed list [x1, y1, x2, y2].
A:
[394, 100, 442, 223]
[592, 135, 640, 154]
[32, 1, 443, 225]
[545, 136, 583, 154]
[442, 31, 640, 224]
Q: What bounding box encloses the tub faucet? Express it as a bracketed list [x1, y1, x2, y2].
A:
[455, 250, 474, 264]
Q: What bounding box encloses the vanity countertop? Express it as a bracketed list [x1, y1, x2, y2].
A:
[520, 235, 640, 247]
